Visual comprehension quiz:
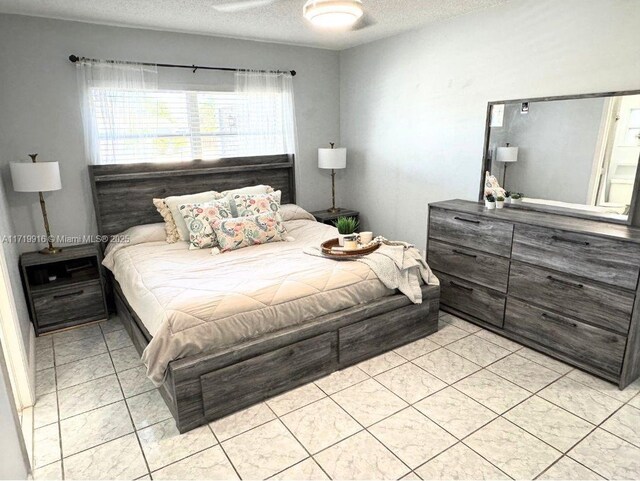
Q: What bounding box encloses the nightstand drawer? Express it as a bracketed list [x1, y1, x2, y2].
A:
[33, 281, 106, 327]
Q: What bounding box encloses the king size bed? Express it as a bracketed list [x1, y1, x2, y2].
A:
[90, 154, 440, 433]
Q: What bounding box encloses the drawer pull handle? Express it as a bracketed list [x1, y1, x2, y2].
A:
[546, 275, 583, 289]
[453, 216, 480, 225]
[551, 235, 590, 246]
[541, 312, 577, 328]
[53, 290, 84, 300]
[450, 281, 473, 292]
[452, 249, 477, 259]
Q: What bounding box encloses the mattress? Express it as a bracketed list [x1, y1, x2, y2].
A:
[104, 213, 393, 385]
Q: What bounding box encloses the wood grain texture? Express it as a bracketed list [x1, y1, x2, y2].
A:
[33, 280, 105, 327]
[427, 239, 510, 292]
[90, 154, 295, 237]
[620, 288, 640, 388]
[435, 270, 506, 328]
[509, 261, 634, 335]
[338, 298, 438, 366]
[429, 207, 513, 257]
[504, 298, 626, 376]
[201, 332, 337, 420]
[512, 224, 640, 290]
[430, 199, 640, 243]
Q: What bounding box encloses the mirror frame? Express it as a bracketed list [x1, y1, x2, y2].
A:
[479, 89, 640, 226]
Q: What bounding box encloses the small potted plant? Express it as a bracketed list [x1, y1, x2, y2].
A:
[504, 191, 511, 204]
[334, 216, 359, 246]
[510, 193, 524, 204]
[496, 195, 505, 209]
[485, 194, 496, 210]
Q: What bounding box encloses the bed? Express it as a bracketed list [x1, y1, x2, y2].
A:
[90, 154, 440, 433]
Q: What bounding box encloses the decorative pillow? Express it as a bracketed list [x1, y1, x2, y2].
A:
[484, 171, 506, 198]
[220, 184, 274, 200]
[211, 212, 287, 253]
[179, 199, 233, 250]
[153, 198, 180, 243]
[164, 191, 224, 242]
[232, 191, 282, 217]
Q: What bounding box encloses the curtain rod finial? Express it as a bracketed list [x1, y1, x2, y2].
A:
[290, 70, 296, 76]
[69, 54, 79, 63]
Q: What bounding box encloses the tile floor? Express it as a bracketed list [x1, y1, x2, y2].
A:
[24, 312, 640, 480]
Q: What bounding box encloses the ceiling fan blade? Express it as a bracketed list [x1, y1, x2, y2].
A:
[212, 0, 278, 13]
[351, 12, 376, 31]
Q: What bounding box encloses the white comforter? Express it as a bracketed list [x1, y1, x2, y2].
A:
[103, 208, 393, 385]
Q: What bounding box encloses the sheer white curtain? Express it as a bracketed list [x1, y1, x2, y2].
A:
[76, 60, 158, 165]
[234, 70, 297, 156]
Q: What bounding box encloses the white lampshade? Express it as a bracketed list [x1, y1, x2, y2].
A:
[496, 147, 518, 162]
[318, 148, 347, 169]
[10, 161, 62, 192]
[496, 146, 518, 163]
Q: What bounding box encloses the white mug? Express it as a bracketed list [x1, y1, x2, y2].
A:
[359, 231, 373, 244]
[344, 239, 358, 250]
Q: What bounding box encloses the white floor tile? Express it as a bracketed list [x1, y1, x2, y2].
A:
[151, 445, 238, 480]
[375, 362, 446, 404]
[454, 370, 529, 414]
[569, 428, 640, 480]
[266, 382, 326, 416]
[413, 348, 481, 384]
[210, 402, 276, 441]
[331, 378, 407, 427]
[416, 443, 510, 480]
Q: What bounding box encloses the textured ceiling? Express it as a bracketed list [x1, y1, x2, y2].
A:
[0, 0, 509, 50]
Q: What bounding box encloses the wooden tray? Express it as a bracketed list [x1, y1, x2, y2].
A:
[320, 238, 380, 260]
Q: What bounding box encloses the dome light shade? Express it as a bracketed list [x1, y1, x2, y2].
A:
[303, 0, 363, 29]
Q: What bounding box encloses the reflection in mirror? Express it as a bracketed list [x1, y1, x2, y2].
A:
[486, 93, 640, 222]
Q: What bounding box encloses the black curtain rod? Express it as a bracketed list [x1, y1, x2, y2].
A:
[68, 55, 296, 76]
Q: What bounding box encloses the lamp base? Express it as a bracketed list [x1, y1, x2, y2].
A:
[39, 246, 62, 255]
[327, 207, 342, 214]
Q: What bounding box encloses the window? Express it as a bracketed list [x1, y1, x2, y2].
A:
[90, 87, 291, 164]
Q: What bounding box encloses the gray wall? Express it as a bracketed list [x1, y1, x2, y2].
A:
[490, 98, 605, 204]
[0, 15, 341, 252]
[339, 0, 640, 248]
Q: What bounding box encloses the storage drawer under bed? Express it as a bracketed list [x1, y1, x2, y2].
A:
[200, 332, 337, 420]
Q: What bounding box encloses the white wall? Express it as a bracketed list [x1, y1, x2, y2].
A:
[0, 342, 29, 480]
[339, 0, 640, 249]
[0, 14, 340, 251]
[0, 178, 32, 355]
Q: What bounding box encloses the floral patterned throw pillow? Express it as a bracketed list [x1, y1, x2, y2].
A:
[179, 198, 232, 250]
[211, 212, 287, 253]
[232, 191, 282, 217]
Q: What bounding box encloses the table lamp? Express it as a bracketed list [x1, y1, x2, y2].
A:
[318, 142, 346, 213]
[10, 154, 62, 254]
[496, 143, 519, 189]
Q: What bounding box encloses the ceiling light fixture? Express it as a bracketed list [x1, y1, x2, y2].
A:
[303, 0, 364, 29]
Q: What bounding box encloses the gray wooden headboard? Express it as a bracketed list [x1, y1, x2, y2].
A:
[89, 154, 296, 237]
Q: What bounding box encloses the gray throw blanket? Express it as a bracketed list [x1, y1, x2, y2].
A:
[303, 238, 439, 304]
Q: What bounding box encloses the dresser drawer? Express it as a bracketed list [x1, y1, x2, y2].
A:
[33, 281, 106, 327]
[436, 271, 505, 328]
[504, 298, 626, 376]
[509, 262, 634, 334]
[512, 224, 640, 290]
[429, 208, 514, 257]
[428, 240, 510, 292]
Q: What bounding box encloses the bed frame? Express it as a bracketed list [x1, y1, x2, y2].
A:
[90, 155, 440, 433]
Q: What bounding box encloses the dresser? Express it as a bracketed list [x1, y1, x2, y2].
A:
[427, 199, 640, 389]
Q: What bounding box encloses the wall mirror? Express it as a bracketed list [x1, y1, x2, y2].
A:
[480, 89, 640, 224]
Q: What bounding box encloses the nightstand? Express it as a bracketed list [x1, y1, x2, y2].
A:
[20, 244, 108, 336]
[310, 208, 360, 226]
